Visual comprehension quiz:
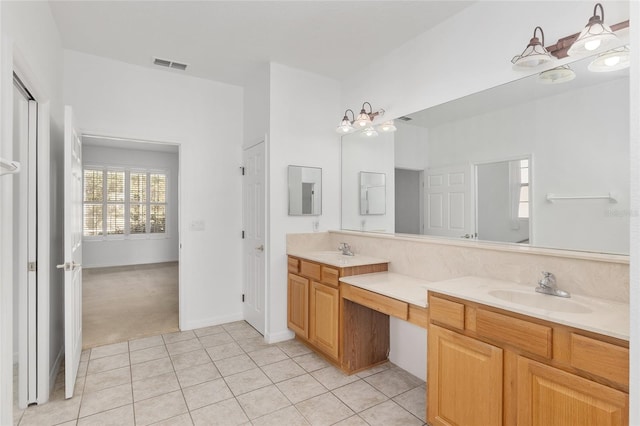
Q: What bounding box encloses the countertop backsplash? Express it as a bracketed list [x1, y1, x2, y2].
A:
[286, 231, 629, 304]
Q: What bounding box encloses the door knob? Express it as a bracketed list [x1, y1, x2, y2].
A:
[256, 245, 264, 252]
[56, 261, 82, 271]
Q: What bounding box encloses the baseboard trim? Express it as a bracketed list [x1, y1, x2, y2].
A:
[181, 312, 244, 331]
[265, 329, 294, 344]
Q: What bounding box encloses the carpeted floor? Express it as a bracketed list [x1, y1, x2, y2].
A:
[82, 262, 179, 349]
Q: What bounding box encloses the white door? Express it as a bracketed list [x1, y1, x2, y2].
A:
[59, 106, 83, 399]
[425, 164, 474, 238]
[242, 142, 266, 334]
[13, 77, 38, 407]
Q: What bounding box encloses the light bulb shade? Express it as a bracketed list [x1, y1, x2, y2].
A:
[538, 65, 576, 84]
[588, 45, 630, 72]
[336, 121, 355, 134]
[336, 110, 356, 134]
[377, 120, 397, 132]
[354, 110, 372, 128]
[567, 4, 618, 56]
[512, 27, 554, 69]
[360, 126, 379, 137]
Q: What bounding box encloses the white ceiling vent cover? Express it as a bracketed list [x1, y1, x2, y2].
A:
[153, 57, 188, 71]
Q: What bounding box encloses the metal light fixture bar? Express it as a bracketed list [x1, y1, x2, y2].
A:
[546, 19, 629, 59]
[336, 101, 388, 135]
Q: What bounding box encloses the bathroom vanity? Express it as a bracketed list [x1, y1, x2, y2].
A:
[426, 277, 629, 426]
[287, 252, 390, 371]
[286, 235, 630, 425]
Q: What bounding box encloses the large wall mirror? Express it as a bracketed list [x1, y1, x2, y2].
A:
[289, 165, 322, 216]
[341, 52, 630, 255]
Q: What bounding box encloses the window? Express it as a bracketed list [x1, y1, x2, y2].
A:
[83, 167, 168, 237]
[518, 159, 529, 219]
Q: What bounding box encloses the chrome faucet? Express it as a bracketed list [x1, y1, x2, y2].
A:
[338, 242, 354, 256]
[535, 271, 570, 298]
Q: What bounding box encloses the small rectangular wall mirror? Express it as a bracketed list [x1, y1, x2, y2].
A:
[288, 165, 322, 216]
[360, 171, 386, 215]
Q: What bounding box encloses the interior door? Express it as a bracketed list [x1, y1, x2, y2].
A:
[13, 77, 38, 407]
[242, 142, 265, 334]
[425, 164, 474, 238]
[59, 106, 83, 399]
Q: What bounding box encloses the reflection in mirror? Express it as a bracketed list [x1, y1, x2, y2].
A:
[360, 172, 386, 215]
[288, 165, 321, 216]
[341, 52, 629, 254]
[476, 158, 530, 244]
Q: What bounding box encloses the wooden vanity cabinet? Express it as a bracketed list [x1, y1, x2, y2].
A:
[428, 325, 503, 426]
[427, 292, 630, 426]
[287, 273, 309, 338]
[309, 281, 339, 359]
[287, 255, 388, 366]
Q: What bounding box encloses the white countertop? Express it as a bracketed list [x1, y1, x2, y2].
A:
[339, 272, 430, 308]
[426, 276, 629, 341]
[288, 251, 389, 268]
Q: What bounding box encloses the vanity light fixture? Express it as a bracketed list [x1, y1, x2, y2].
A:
[361, 126, 379, 138]
[336, 109, 356, 134]
[376, 120, 397, 133]
[354, 102, 384, 129]
[567, 3, 618, 57]
[538, 65, 576, 84]
[588, 45, 630, 72]
[336, 102, 390, 135]
[512, 26, 554, 69]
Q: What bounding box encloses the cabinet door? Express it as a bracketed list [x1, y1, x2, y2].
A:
[517, 356, 629, 426]
[427, 325, 503, 426]
[309, 281, 339, 360]
[287, 273, 309, 338]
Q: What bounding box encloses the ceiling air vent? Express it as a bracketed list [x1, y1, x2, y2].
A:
[153, 57, 188, 71]
[397, 116, 412, 122]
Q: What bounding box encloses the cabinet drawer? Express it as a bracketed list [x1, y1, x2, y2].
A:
[429, 295, 465, 331]
[342, 285, 408, 320]
[408, 304, 429, 329]
[300, 260, 321, 281]
[288, 257, 300, 274]
[321, 266, 340, 287]
[570, 333, 629, 387]
[476, 309, 552, 359]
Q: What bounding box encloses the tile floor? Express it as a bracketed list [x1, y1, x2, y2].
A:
[14, 321, 426, 426]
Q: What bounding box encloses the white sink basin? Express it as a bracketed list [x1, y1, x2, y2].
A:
[488, 289, 592, 314]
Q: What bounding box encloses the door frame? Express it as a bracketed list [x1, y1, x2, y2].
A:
[80, 132, 183, 328]
[0, 38, 53, 424]
[472, 154, 533, 245]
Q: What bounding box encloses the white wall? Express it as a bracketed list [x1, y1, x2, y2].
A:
[267, 62, 341, 342]
[340, 0, 631, 381]
[628, 2, 639, 422]
[64, 50, 244, 330]
[341, 132, 395, 233]
[428, 78, 629, 254]
[243, 63, 270, 148]
[394, 122, 428, 170]
[82, 145, 179, 268]
[1, 0, 65, 408]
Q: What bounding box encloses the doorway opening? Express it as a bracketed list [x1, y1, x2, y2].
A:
[80, 135, 180, 348]
[395, 168, 424, 234]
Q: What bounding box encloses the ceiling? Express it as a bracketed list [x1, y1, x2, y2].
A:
[49, 1, 474, 87]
